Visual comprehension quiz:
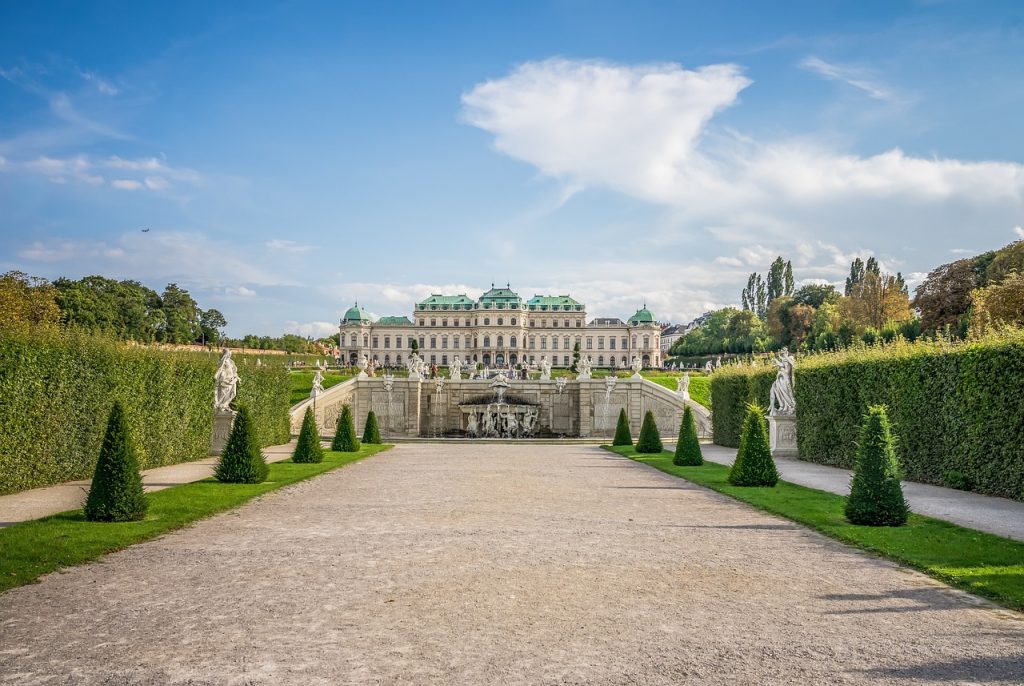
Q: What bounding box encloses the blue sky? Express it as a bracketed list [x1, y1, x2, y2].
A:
[1, 1, 1022, 337]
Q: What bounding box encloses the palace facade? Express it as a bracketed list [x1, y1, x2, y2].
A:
[339, 284, 661, 369]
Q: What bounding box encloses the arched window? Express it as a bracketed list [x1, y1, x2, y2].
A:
[384, 354, 390, 365]
[511, 318, 517, 326]
[510, 335, 517, 349]
[497, 335, 504, 348]
[483, 336, 491, 348]
[497, 317, 503, 326]
[598, 355, 604, 366]
[484, 317, 490, 325]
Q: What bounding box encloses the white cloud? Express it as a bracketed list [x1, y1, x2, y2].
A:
[111, 179, 143, 190]
[1015, 226, 1024, 239]
[284, 320, 338, 338]
[79, 70, 119, 96]
[225, 286, 257, 298]
[19, 155, 104, 185]
[461, 57, 1024, 271]
[798, 56, 894, 101]
[0, 154, 200, 191]
[266, 239, 315, 253]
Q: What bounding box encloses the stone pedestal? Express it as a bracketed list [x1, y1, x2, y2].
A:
[768, 414, 798, 458]
[210, 410, 236, 456]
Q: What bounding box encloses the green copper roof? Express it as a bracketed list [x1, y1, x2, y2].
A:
[528, 294, 583, 311]
[342, 303, 373, 323]
[627, 306, 656, 325]
[478, 285, 523, 308]
[376, 315, 413, 326]
[417, 294, 476, 310]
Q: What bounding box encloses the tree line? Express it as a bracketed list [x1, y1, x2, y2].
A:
[0, 272, 320, 353]
[669, 239, 1024, 357]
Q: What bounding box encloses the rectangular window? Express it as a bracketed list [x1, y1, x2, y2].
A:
[541, 337, 547, 349]
[598, 337, 604, 350]
[454, 337, 460, 349]
[372, 336, 378, 348]
[622, 337, 628, 349]
[586, 338, 593, 350]
[430, 355, 437, 364]
[396, 337, 402, 348]
[384, 337, 390, 349]
[442, 354, 448, 365]
[609, 338, 615, 350]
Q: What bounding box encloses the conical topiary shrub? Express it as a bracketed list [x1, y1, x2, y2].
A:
[845, 405, 910, 526]
[215, 405, 269, 483]
[292, 406, 323, 463]
[331, 404, 360, 452]
[673, 406, 703, 466]
[728, 404, 778, 487]
[612, 408, 632, 447]
[362, 410, 381, 444]
[635, 410, 663, 454]
[84, 402, 147, 522]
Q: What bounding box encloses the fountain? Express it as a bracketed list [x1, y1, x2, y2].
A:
[601, 376, 617, 436]
[460, 371, 540, 438]
[382, 373, 395, 437]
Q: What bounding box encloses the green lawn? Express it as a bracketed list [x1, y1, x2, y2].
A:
[604, 444, 1024, 611]
[289, 370, 352, 405]
[0, 444, 391, 594]
[642, 374, 711, 409]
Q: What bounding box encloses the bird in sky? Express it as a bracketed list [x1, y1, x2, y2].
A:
[141, 228, 150, 233]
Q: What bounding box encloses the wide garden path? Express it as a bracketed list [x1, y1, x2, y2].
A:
[696, 444, 1024, 542]
[1, 443, 1021, 685]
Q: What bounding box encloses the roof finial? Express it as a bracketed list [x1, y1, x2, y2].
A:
[506, 281, 510, 289]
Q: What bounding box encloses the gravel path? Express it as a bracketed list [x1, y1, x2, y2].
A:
[1, 443, 1021, 685]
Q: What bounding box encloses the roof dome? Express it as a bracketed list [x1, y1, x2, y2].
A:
[342, 303, 373, 324]
[627, 305, 656, 326]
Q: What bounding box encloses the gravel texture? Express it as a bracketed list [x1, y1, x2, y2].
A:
[1, 443, 1022, 685]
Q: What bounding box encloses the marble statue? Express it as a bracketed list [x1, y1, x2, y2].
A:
[407, 352, 424, 380]
[576, 355, 592, 380]
[539, 356, 552, 380]
[310, 369, 324, 399]
[357, 353, 369, 379]
[467, 413, 478, 437]
[435, 377, 446, 394]
[704, 360, 714, 374]
[677, 372, 690, 399]
[716, 356, 722, 369]
[631, 356, 643, 378]
[367, 358, 377, 377]
[214, 348, 239, 413]
[556, 377, 567, 394]
[450, 357, 463, 380]
[769, 347, 797, 416]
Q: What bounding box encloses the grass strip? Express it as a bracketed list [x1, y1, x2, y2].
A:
[642, 374, 711, 409]
[288, 371, 352, 405]
[604, 444, 1024, 611]
[0, 444, 391, 594]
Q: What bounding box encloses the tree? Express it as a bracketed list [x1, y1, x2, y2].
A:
[0, 271, 61, 333]
[214, 406, 269, 483]
[845, 258, 865, 296]
[199, 308, 227, 345]
[793, 283, 838, 309]
[673, 406, 703, 466]
[331, 404, 360, 452]
[913, 255, 991, 335]
[970, 272, 1024, 335]
[570, 340, 581, 373]
[160, 283, 201, 343]
[292, 407, 324, 463]
[612, 408, 632, 446]
[767, 257, 786, 303]
[843, 271, 912, 331]
[783, 260, 795, 297]
[363, 410, 382, 444]
[84, 402, 147, 522]
[728, 404, 778, 487]
[845, 406, 909, 526]
[635, 410, 663, 453]
[410, 338, 419, 354]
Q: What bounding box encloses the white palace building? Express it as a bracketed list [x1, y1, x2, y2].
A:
[340, 284, 662, 370]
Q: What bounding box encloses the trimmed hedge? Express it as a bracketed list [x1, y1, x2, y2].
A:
[612, 408, 632, 447]
[362, 410, 381, 444]
[636, 410, 663, 454]
[214, 405, 269, 484]
[674, 406, 703, 466]
[84, 402, 147, 522]
[293, 407, 324, 463]
[846, 406, 909, 526]
[709, 366, 774, 447]
[710, 334, 1024, 500]
[0, 329, 291, 494]
[728, 404, 778, 487]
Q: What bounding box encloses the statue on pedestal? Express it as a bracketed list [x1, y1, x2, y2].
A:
[576, 355, 592, 380]
[450, 357, 463, 380]
[631, 356, 643, 378]
[677, 372, 690, 399]
[357, 353, 369, 379]
[214, 348, 239, 413]
[407, 352, 424, 380]
[769, 348, 796, 416]
[310, 369, 324, 399]
[539, 356, 552, 380]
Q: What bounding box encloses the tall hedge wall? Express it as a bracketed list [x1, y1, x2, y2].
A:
[0, 330, 291, 494]
[710, 335, 1024, 500]
[709, 366, 774, 447]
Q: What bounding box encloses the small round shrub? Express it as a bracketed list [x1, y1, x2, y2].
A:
[845, 405, 910, 526]
[363, 410, 381, 444]
[84, 402, 147, 522]
[331, 404, 360, 452]
[612, 408, 632, 447]
[215, 405, 269, 484]
[673, 406, 703, 466]
[728, 404, 778, 487]
[635, 410, 663, 454]
[292, 406, 323, 463]
[944, 470, 972, 491]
